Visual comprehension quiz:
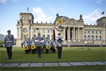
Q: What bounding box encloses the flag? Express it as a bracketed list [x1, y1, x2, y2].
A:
[101, 11, 104, 15]
[53, 29, 55, 41]
[27, 7, 29, 12]
[58, 19, 63, 24]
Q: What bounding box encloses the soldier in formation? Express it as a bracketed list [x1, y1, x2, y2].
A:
[21, 38, 31, 54]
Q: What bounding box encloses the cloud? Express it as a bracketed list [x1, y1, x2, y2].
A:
[0, 0, 6, 3]
[32, 7, 52, 23]
[0, 0, 17, 3]
[83, 9, 104, 25]
[96, 0, 104, 3]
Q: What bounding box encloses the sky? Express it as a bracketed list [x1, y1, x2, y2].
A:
[0, 0, 106, 38]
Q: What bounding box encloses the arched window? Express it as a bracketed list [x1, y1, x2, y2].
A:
[84, 35, 86, 40]
[23, 28, 28, 32]
[43, 34, 45, 39]
[48, 29, 50, 33]
[88, 31, 90, 34]
[99, 36, 101, 40]
[33, 34, 36, 39]
[92, 35, 94, 40]
[88, 35, 90, 40]
[47, 34, 50, 40]
[96, 36, 98, 40]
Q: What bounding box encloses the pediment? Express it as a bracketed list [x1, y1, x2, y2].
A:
[63, 18, 78, 24]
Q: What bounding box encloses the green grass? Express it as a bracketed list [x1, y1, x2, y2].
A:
[0, 65, 105, 71]
[0, 47, 106, 63]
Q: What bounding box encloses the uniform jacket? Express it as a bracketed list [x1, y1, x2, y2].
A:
[43, 40, 50, 47]
[21, 40, 31, 47]
[35, 36, 44, 47]
[4, 34, 14, 47]
[55, 35, 64, 47]
[50, 41, 56, 47]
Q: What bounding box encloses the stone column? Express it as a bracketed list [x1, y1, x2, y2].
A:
[17, 28, 19, 40]
[73, 27, 75, 42]
[78, 27, 79, 42]
[103, 28, 105, 44]
[63, 27, 66, 41]
[30, 26, 33, 40]
[68, 27, 70, 41]
[21, 26, 22, 40]
[29, 26, 31, 40]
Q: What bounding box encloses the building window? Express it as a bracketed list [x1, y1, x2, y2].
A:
[84, 31, 86, 34]
[48, 29, 50, 33]
[33, 29, 36, 33]
[96, 31, 98, 34]
[88, 31, 90, 34]
[43, 34, 45, 39]
[24, 35, 27, 39]
[96, 36, 98, 40]
[43, 29, 45, 33]
[92, 35, 94, 40]
[99, 36, 101, 40]
[33, 34, 36, 39]
[38, 30, 40, 33]
[51, 29, 53, 33]
[88, 35, 90, 40]
[92, 31, 94, 34]
[51, 35, 53, 40]
[100, 31, 102, 34]
[23, 28, 28, 32]
[84, 35, 86, 40]
[47, 34, 50, 40]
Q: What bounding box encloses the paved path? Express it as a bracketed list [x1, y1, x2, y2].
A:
[0, 61, 105, 67]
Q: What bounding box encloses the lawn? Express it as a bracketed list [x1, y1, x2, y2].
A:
[0, 47, 106, 63]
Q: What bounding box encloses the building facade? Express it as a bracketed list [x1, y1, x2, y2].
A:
[16, 13, 106, 45]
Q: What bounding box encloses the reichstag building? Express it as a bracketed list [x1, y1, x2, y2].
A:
[16, 13, 106, 46]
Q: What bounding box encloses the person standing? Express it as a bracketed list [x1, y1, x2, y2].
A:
[31, 37, 37, 54]
[50, 40, 56, 53]
[44, 38, 50, 54]
[21, 38, 31, 54]
[35, 33, 44, 58]
[4, 30, 14, 60]
[55, 33, 64, 59]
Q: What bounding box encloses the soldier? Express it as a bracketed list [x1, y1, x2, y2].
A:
[44, 38, 50, 54]
[31, 37, 37, 54]
[4, 30, 14, 60]
[55, 33, 64, 59]
[50, 40, 56, 53]
[35, 33, 44, 58]
[21, 38, 31, 54]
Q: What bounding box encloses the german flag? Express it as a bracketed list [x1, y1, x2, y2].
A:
[27, 7, 29, 12]
[101, 11, 105, 15]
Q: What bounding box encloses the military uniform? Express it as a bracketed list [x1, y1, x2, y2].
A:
[50, 40, 56, 53]
[4, 34, 14, 59]
[30, 39, 37, 54]
[44, 39, 50, 54]
[55, 34, 64, 59]
[21, 40, 31, 54]
[35, 36, 44, 58]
